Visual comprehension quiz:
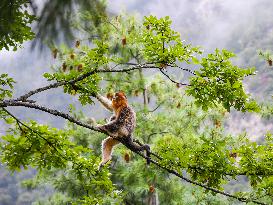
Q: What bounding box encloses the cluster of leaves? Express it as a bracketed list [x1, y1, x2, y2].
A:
[186, 49, 260, 112]
[44, 15, 147, 104]
[260, 103, 273, 120]
[2, 119, 70, 170]
[0, 73, 15, 100]
[0, 0, 36, 51]
[0, 119, 122, 204]
[140, 15, 202, 65]
[154, 132, 235, 188]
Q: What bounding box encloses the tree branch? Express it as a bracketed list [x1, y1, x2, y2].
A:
[16, 70, 96, 101]
[8, 62, 189, 106]
[148, 102, 165, 112]
[133, 150, 266, 205]
[159, 69, 189, 86]
[0, 100, 267, 204]
[167, 64, 196, 75]
[0, 61, 265, 203]
[15, 65, 158, 101]
[2, 107, 97, 178]
[0, 100, 102, 133]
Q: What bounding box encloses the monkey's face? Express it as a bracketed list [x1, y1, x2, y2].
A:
[112, 91, 128, 110]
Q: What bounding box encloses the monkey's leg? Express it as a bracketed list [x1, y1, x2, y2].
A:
[98, 137, 120, 170]
[126, 136, 151, 165]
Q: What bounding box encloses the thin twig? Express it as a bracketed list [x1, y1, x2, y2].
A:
[167, 64, 196, 75]
[16, 70, 95, 101]
[3, 107, 67, 154]
[148, 102, 165, 112]
[159, 69, 189, 86]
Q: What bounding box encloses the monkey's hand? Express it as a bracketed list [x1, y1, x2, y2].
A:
[97, 125, 106, 133]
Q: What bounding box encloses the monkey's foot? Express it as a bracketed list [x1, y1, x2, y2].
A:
[143, 144, 151, 165]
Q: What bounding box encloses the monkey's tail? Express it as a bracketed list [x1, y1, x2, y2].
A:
[99, 137, 120, 170]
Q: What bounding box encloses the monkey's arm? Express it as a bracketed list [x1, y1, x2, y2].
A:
[98, 107, 130, 136]
[96, 94, 113, 112]
[98, 117, 122, 137]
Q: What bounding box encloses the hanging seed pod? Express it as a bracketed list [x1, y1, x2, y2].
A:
[62, 63, 67, 72]
[134, 90, 139, 96]
[229, 152, 237, 158]
[160, 63, 167, 69]
[122, 36, 126, 46]
[52, 48, 58, 59]
[268, 59, 272, 66]
[124, 152, 130, 163]
[75, 40, 80, 48]
[149, 185, 155, 193]
[77, 64, 83, 72]
[214, 120, 221, 128]
[176, 102, 181, 108]
[70, 53, 75, 60]
[176, 83, 180, 88]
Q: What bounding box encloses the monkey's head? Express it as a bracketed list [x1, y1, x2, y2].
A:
[112, 91, 128, 110]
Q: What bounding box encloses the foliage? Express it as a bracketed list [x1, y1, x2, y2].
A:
[0, 0, 36, 51]
[140, 15, 202, 65]
[0, 73, 15, 100]
[0, 117, 122, 204]
[187, 49, 259, 112]
[1, 9, 273, 205]
[43, 14, 257, 113]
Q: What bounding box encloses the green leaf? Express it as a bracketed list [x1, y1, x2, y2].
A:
[192, 57, 199, 64]
[232, 81, 241, 88]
